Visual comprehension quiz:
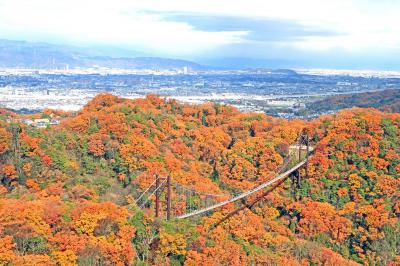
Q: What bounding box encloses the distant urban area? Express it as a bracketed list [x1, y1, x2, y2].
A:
[1, 67, 400, 119]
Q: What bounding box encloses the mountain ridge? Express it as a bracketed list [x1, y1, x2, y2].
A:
[0, 39, 205, 70]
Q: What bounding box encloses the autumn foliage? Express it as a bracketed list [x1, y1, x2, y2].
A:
[0, 93, 398, 265]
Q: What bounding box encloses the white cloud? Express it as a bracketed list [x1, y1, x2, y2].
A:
[0, 0, 399, 56]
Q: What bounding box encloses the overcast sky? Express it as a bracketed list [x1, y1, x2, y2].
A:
[0, 0, 399, 69]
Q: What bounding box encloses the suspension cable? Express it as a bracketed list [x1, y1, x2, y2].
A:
[135, 175, 161, 204]
[173, 183, 230, 198]
[177, 158, 309, 219]
[139, 178, 168, 208]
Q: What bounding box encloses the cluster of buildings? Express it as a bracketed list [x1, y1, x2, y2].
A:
[1, 68, 399, 119]
[0, 66, 194, 76]
[17, 118, 60, 128]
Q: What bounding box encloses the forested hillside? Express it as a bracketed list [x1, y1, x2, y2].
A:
[0, 94, 399, 265]
[307, 89, 400, 113]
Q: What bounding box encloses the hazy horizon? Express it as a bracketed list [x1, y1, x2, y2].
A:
[0, 0, 399, 70]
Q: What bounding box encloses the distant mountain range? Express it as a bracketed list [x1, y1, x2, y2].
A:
[197, 57, 297, 70]
[0, 39, 304, 73]
[0, 39, 204, 70]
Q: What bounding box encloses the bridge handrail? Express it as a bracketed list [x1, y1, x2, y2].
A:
[176, 158, 309, 219]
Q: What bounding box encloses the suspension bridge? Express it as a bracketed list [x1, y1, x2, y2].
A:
[135, 133, 314, 220]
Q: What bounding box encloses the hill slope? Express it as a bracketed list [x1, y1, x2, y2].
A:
[307, 88, 400, 113]
[0, 94, 399, 265]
